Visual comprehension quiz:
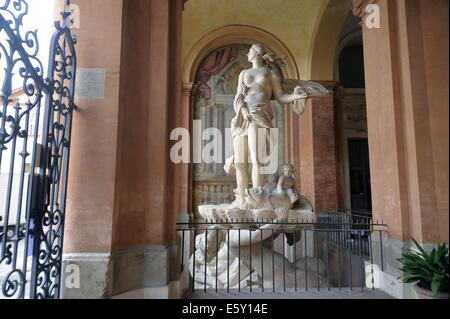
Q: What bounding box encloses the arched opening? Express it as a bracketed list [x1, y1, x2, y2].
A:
[183, 25, 299, 83]
[308, 0, 352, 80]
[334, 11, 371, 213]
[182, 26, 299, 216]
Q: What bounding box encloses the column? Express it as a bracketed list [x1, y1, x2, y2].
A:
[284, 105, 301, 191]
[204, 101, 213, 173]
[352, 0, 448, 298]
[353, 0, 448, 243]
[180, 83, 196, 217]
[62, 0, 125, 299]
[216, 104, 225, 175]
[110, 0, 184, 298]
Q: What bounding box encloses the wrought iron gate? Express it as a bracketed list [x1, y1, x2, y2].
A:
[0, 0, 77, 299]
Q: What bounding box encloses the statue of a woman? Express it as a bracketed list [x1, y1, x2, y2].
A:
[225, 44, 307, 207]
[192, 45, 329, 291]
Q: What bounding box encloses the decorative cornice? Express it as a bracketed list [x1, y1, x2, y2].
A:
[352, 0, 376, 18]
[182, 83, 198, 98]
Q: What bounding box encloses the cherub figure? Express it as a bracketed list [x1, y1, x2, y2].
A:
[277, 164, 299, 204]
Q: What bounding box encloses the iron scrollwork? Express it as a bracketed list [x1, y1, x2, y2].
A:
[0, 0, 77, 299]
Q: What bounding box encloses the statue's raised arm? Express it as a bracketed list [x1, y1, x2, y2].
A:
[281, 79, 331, 115]
[271, 70, 307, 105]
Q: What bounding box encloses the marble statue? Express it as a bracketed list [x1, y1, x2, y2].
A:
[224, 43, 308, 207]
[189, 44, 330, 290]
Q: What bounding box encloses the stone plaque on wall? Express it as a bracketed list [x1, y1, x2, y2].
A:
[75, 68, 105, 99]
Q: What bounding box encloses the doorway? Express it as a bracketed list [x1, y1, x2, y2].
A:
[348, 138, 372, 212]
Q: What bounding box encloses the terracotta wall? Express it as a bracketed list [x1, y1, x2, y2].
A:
[112, 0, 183, 250]
[64, 0, 124, 253]
[112, 0, 152, 249]
[65, 0, 183, 254]
[418, 0, 449, 244]
[64, 0, 448, 257]
[357, 0, 448, 243]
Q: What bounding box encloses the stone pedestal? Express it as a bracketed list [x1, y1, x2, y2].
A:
[187, 200, 329, 290]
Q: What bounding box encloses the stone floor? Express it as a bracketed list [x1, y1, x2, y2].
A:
[184, 288, 394, 299]
[2, 240, 395, 299]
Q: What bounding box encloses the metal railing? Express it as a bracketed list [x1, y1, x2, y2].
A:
[1, 0, 77, 299]
[177, 214, 387, 295]
[317, 210, 374, 257]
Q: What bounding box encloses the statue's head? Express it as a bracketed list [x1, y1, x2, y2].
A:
[247, 43, 273, 64]
[283, 164, 295, 177]
[248, 43, 265, 59]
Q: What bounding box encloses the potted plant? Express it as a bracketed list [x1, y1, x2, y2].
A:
[398, 239, 449, 299]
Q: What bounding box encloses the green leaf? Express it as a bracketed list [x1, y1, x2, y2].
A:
[398, 239, 449, 295]
[431, 275, 442, 296]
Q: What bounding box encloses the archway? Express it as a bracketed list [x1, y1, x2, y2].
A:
[308, 0, 352, 80]
[287, 0, 352, 212]
[181, 25, 299, 214]
[333, 11, 371, 213]
[183, 25, 299, 83]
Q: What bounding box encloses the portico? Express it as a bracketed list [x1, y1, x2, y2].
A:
[1, 0, 446, 300]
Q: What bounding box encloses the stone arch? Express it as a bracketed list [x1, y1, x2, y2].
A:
[182, 25, 296, 214]
[182, 24, 299, 84]
[308, 0, 353, 80]
[333, 29, 363, 81]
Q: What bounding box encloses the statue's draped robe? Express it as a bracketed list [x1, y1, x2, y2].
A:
[224, 83, 274, 174]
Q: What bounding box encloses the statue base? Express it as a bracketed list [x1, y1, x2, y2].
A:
[197, 195, 314, 223]
[189, 199, 328, 290]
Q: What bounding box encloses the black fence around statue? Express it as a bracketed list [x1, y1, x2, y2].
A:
[177, 211, 387, 295]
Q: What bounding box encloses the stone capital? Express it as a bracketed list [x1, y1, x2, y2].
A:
[182, 82, 197, 98]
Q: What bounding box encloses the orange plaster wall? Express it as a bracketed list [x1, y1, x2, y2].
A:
[64, 0, 124, 253]
[361, 0, 410, 240]
[395, 0, 436, 243]
[144, 0, 171, 246]
[112, 0, 182, 250]
[112, 0, 151, 250]
[164, 0, 184, 245]
[419, 0, 449, 243]
[361, 0, 448, 243]
[64, 0, 185, 252]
